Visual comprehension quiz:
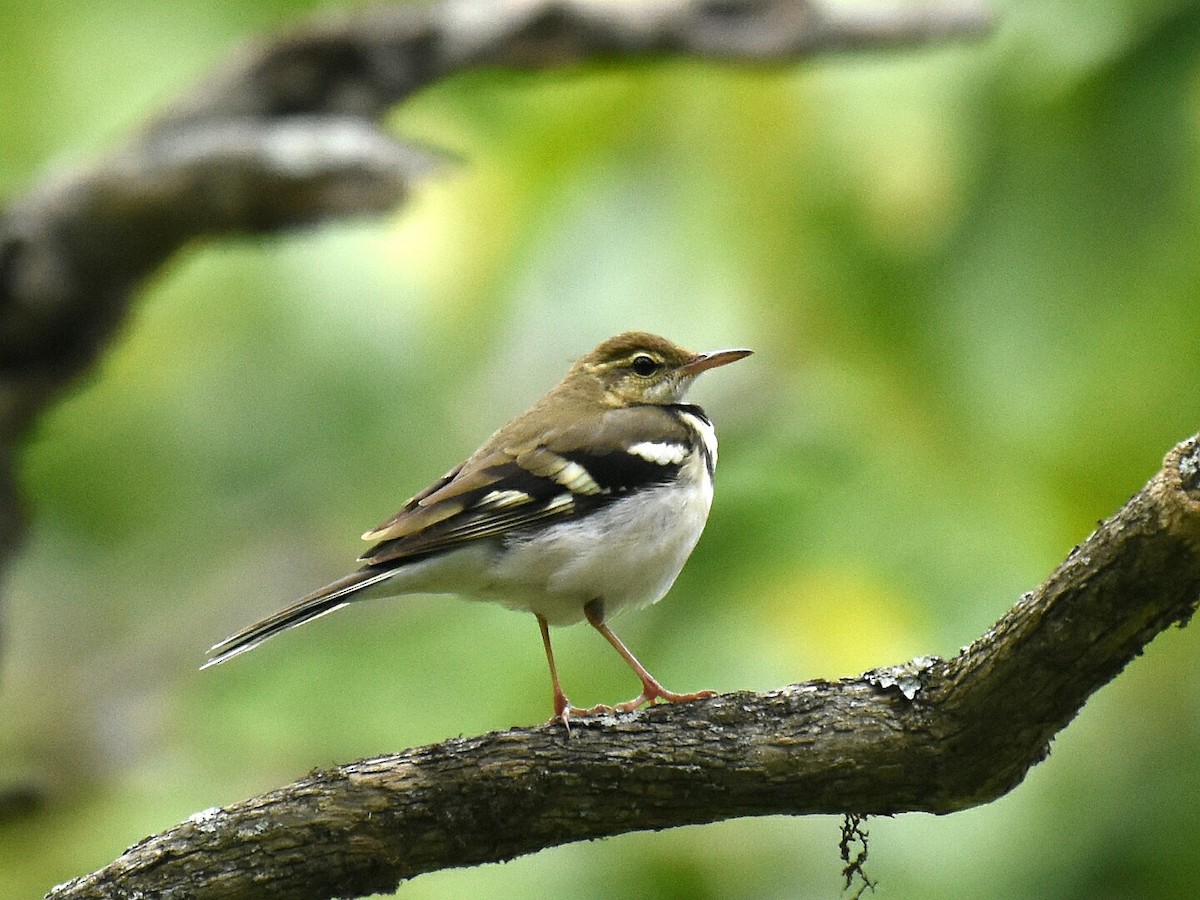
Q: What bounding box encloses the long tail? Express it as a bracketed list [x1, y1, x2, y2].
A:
[202, 568, 396, 669]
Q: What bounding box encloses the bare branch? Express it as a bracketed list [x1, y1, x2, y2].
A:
[2, 0, 1000, 890]
[0, 0, 995, 665]
[161, 0, 993, 124]
[45, 436, 1200, 900]
[0, 0, 990, 535]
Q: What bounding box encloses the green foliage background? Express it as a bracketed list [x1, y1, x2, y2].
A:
[3, 1, 1200, 897]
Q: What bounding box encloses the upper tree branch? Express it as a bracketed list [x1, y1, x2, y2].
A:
[2, 0, 998, 887]
[0, 0, 992, 593]
[45, 436, 1200, 899]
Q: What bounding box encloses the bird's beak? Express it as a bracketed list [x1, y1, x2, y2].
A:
[680, 347, 753, 376]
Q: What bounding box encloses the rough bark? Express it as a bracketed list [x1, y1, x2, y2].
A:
[44, 437, 1200, 900]
[4, 0, 1013, 894]
[0, 0, 992, 598]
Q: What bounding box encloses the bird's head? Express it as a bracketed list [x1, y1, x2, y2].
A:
[574, 331, 752, 407]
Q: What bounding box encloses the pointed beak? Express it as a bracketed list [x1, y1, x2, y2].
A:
[680, 347, 753, 377]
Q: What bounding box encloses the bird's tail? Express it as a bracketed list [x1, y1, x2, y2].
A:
[202, 568, 396, 669]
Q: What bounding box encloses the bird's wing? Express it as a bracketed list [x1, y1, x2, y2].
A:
[203, 406, 701, 668]
[358, 405, 696, 566]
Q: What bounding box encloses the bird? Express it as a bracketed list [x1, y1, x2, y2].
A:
[203, 331, 751, 728]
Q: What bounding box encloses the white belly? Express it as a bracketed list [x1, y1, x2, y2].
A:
[487, 460, 714, 625]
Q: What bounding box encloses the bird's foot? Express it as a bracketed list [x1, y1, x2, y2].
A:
[549, 685, 716, 731]
[549, 692, 615, 732]
[611, 684, 716, 714]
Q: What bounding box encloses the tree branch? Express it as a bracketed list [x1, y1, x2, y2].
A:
[0, 0, 992, 588]
[2, 0, 1000, 889]
[45, 436, 1200, 900]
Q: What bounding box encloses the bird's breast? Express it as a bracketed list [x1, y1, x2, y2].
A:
[485, 448, 715, 625]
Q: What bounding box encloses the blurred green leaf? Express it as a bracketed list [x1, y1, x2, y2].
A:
[4, 0, 1200, 898]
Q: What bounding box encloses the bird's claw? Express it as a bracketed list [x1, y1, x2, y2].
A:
[550, 694, 615, 733]
[612, 685, 716, 713]
[550, 686, 716, 731]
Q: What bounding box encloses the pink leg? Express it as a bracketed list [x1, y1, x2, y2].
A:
[584, 601, 715, 712]
[538, 615, 612, 730]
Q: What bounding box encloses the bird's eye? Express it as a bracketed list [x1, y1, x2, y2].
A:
[631, 355, 660, 377]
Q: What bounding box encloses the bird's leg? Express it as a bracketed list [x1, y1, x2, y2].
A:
[537, 614, 612, 729]
[583, 601, 716, 713]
